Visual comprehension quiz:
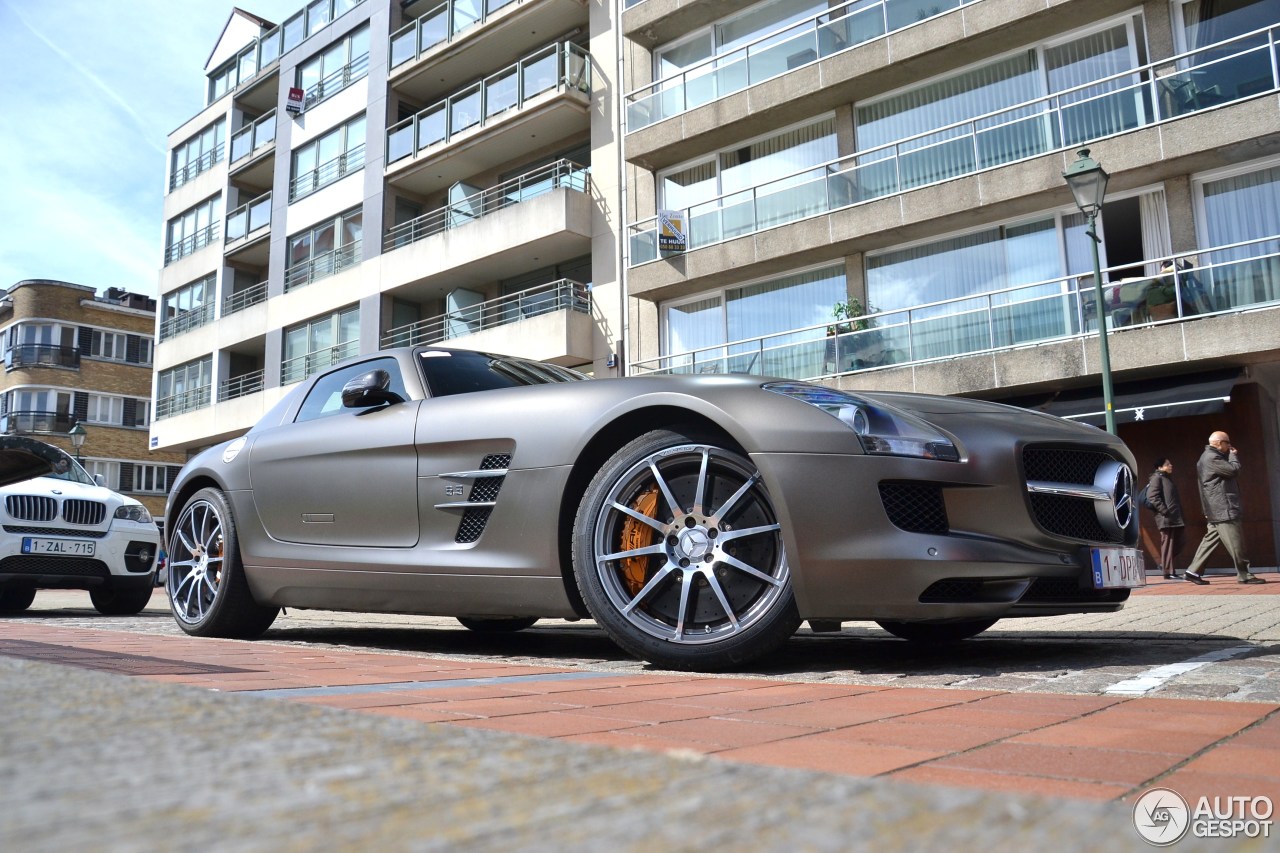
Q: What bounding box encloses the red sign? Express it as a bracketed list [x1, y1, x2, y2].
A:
[286, 87, 304, 115]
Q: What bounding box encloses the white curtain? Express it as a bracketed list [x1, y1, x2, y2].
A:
[1045, 24, 1140, 145]
[1201, 165, 1280, 307]
[1140, 190, 1172, 275]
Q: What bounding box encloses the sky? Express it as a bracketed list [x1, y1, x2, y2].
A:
[0, 0, 302, 298]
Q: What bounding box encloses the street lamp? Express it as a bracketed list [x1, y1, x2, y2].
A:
[1063, 148, 1115, 435]
[67, 422, 87, 464]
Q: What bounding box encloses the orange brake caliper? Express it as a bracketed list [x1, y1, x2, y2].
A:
[619, 486, 660, 596]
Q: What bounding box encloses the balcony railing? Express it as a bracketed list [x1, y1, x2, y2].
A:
[226, 191, 272, 242]
[281, 340, 359, 385]
[381, 279, 590, 347]
[387, 41, 591, 165]
[389, 0, 521, 69]
[631, 236, 1280, 380]
[0, 410, 76, 435]
[5, 344, 80, 370]
[284, 240, 361, 292]
[169, 144, 226, 191]
[302, 52, 370, 110]
[165, 223, 220, 265]
[289, 145, 364, 201]
[156, 386, 212, 420]
[625, 0, 982, 132]
[224, 281, 268, 315]
[219, 370, 265, 401]
[230, 110, 277, 163]
[628, 24, 1280, 266]
[384, 159, 589, 251]
[158, 303, 215, 342]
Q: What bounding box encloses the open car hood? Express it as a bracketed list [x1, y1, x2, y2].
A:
[0, 436, 74, 487]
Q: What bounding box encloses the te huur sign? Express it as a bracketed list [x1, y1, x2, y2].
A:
[658, 209, 687, 255]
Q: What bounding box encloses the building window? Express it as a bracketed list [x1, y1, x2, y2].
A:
[85, 461, 121, 490]
[4, 323, 78, 369]
[156, 358, 212, 419]
[86, 394, 124, 426]
[1196, 162, 1280, 312]
[661, 264, 845, 376]
[169, 120, 226, 191]
[290, 114, 366, 201]
[165, 196, 222, 265]
[282, 305, 360, 384]
[297, 23, 370, 109]
[2, 389, 73, 434]
[132, 464, 171, 494]
[286, 207, 362, 291]
[90, 330, 126, 360]
[160, 275, 215, 341]
[854, 16, 1147, 197]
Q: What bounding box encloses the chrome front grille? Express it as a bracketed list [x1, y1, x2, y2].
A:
[63, 499, 106, 526]
[1023, 447, 1133, 544]
[5, 495, 57, 522]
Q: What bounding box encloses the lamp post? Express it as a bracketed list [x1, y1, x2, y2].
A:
[67, 422, 87, 464]
[1063, 148, 1115, 435]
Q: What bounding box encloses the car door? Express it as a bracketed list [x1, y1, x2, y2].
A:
[249, 357, 421, 548]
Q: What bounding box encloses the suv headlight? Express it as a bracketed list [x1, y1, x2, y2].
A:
[114, 505, 153, 524]
[763, 382, 960, 461]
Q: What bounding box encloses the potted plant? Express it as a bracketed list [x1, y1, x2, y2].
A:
[827, 297, 872, 336]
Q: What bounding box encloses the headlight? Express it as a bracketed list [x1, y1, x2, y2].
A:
[763, 381, 960, 461]
[114, 505, 153, 524]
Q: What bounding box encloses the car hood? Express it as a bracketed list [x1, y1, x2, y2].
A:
[0, 436, 75, 488]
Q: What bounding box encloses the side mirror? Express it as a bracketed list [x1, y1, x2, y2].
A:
[341, 369, 404, 409]
[93, 474, 106, 487]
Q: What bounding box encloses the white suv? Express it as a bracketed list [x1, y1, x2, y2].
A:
[0, 437, 160, 615]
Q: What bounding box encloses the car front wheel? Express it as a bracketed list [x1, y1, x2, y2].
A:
[573, 429, 800, 671]
[168, 487, 278, 638]
[90, 583, 154, 615]
[876, 618, 997, 643]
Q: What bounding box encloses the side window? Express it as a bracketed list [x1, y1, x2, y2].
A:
[294, 358, 408, 423]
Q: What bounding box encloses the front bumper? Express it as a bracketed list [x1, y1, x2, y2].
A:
[0, 525, 160, 590]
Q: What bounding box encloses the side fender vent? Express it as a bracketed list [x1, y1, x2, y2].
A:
[454, 454, 510, 543]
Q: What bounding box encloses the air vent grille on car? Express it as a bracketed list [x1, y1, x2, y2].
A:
[6, 495, 57, 522]
[63, 500, 106, 526]
[1022, 577, 1129, 604]
[1023, 446, 1122, 543]
[878, 483, 948, 534]
[0, 556, 110, 578]
[456, 508, 492, 544]
[3, 525, 109, 539]
[480, 454, 511, 470]
[453, 454, 509, 543]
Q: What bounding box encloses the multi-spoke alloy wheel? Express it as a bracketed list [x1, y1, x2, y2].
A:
[574, 430, 799, 671]
[167, 487, 277, 638]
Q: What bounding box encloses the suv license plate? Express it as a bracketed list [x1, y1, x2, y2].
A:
[21, 537, 96, 557]
[1090, 547, 1146, 589]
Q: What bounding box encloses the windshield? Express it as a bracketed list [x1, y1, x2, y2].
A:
[44, 458, 96, 486]
[418, 349, 587, 398]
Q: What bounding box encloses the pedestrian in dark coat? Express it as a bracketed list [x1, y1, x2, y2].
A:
[1147, 458, 1184, 579]
[1184, 431, 1267, 585]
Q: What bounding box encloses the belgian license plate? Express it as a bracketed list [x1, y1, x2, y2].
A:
[21, 537, 96, 557]
[1090, 547, 1146, 589]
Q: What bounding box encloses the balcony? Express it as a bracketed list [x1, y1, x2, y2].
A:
[229, 110, 276, 190]
[282, 340, 359, 385]
[165, 223, 220, 266]
[290, 147, 364, 202]
[382, 279, 592, 365]
[389, 0, 587, 101]
[627, 25, 1280, 267]
[158, 303, 215, 342]
[224, 192, 272, 266]
[302, 53, 369, 111]
[155, 386, 212, 420]
[219, 369, 265, 401]
[625, 0, 981, 134]
[169, 143, 226, 192]
[385, 159, 587, 250]
[224, 281, 268, 316]
[285, 240, 361, 292]
[0, 411, 76, 435]
[5, 344, 79, 371]
[385, 41, 591, 197]
[631, 236, 1280, 384]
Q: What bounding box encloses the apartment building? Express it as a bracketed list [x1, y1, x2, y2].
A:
[157, 0, 1280, 566]
[0, 280, 185, 518]
[618, 0, 1280, 565]
[154, 0, 622, 454]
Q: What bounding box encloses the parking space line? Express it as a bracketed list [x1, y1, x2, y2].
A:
[1103, 645, 1255, 696]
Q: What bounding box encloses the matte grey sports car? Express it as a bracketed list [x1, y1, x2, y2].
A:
[164, 347, 1144, 670]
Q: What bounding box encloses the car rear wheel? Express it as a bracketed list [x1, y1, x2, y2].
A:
[90, 583, 154, 615]
[0, 587, 36, 613]
[876, 618, 997, 643]
[457, 617, 539, 633]
[168, 487, 278, 638]
[573, 429, 800, 671]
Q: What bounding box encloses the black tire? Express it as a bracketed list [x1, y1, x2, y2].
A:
[457, 616, 539, 633]
[167, 487, 278, 638]
[0, 587, 36, 613]
[90, 583, 154, 616]
[573, 429, 800, 671]
[876, 618, 997, 643]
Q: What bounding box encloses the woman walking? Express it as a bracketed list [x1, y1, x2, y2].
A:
[1148, 457, 1185, 579]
